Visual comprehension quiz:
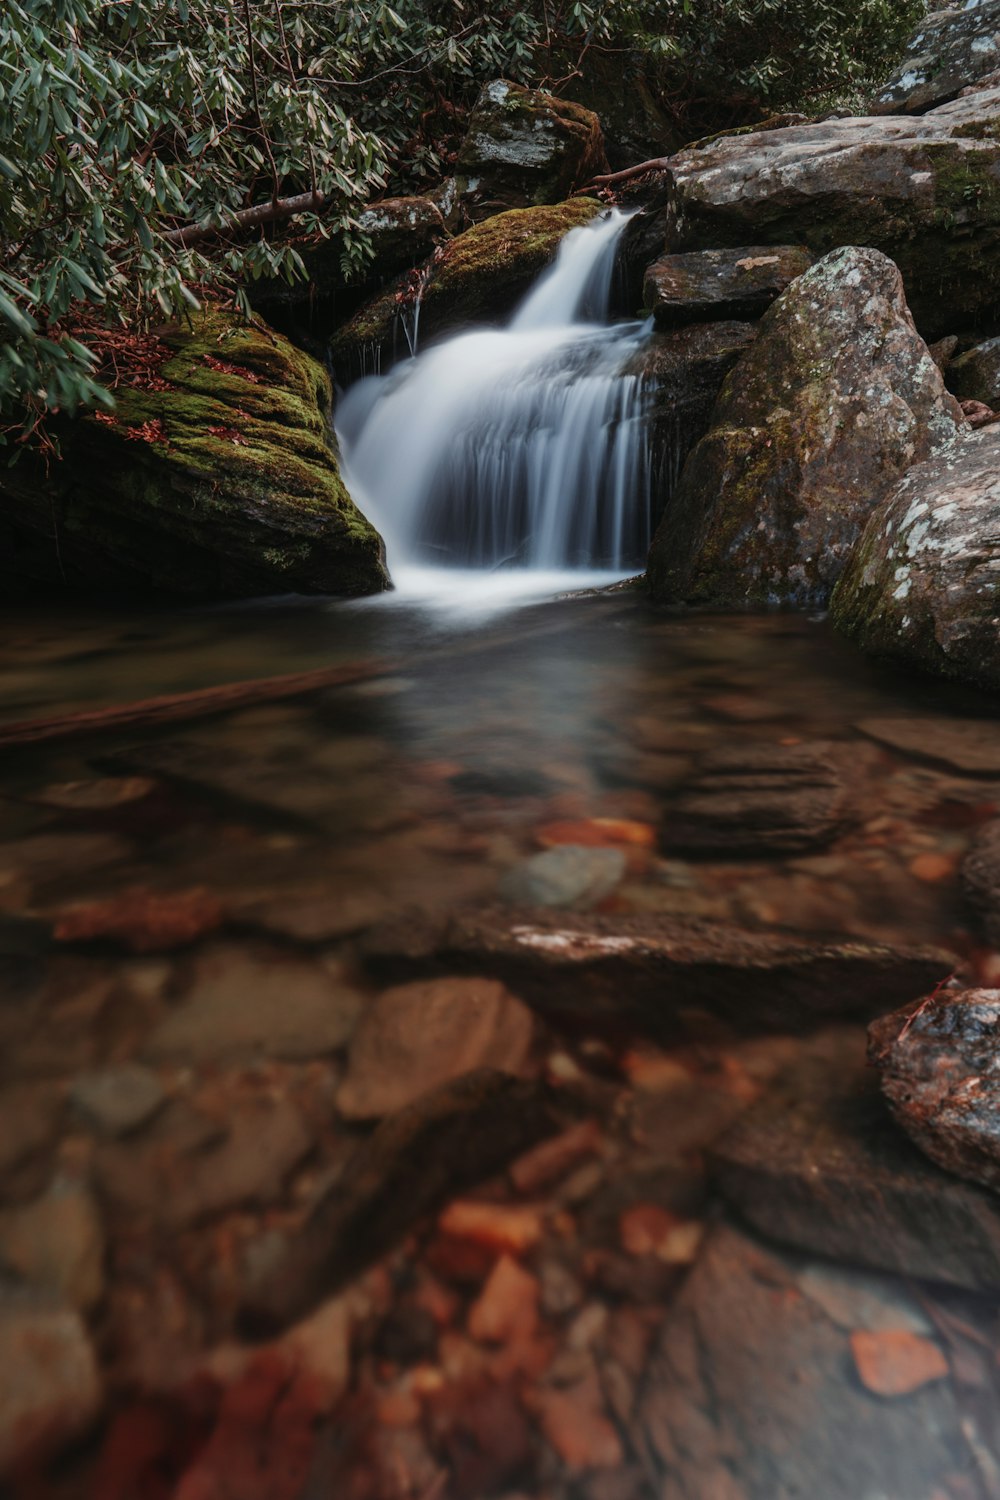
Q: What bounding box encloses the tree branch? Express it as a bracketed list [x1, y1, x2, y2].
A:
[161, 188, 324, 249]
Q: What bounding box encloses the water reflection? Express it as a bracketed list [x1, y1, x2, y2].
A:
[0, 591, 997, 1499]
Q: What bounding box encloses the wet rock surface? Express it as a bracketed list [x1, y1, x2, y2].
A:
[870, 988, 1000, 1193]
[664, 741, 851, 857]
[712, 1030, 1000, 1291]
[638, 1221, 973, 1500]
[833, 427, 1000, 692]
[643, 245, 812, 327]
[363, 906, 953, 1038]
[875, 0, 1000, 114]
[662, 88, 1000, 336]
[647, 248, 961, 608]
[962, 820, 1000, 944]
[336, 976, 535, 1120]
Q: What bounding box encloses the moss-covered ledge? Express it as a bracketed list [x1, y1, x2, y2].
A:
[330, 197, 606, 383]
[0, 307, 389, 600]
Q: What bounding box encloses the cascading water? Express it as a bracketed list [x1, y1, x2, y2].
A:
[336, 210, 656, 593]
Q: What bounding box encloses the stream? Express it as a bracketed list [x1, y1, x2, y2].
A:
[2, 222, 1000, 1500]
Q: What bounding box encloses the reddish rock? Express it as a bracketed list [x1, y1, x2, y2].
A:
[850, 1329, 949, 1398]
[531, 1371, 623, 1471]
[439, 1201, 544, 1254]
[54, 886, 224, 952]
[337, 976, 535, 1120]
[509, 1119, 603, 1194]
[468, 1255, 540, 1344]
[869, 988, 1000, 1193]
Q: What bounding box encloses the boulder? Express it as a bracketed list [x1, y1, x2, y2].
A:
[329, 198, 605, 383]
[664, 741, 851, 858]
[0, 308, 388, 599]
[647, 248, 962, 608]
[831, 425, 1000, 691]
[662, 88, 1000, 337]
[361, 906, 953, 1040]
[643, 245, 813, 327]
[712, 1029, 1000, 1292]
[638, 1222, 971, 1500]
[454, 80, 607, 215]
[947, 333, 1000, 405]
[961, 820, 1000, 944]
[869, 988, 1000, 1193]
[874, 0, 1000, 114]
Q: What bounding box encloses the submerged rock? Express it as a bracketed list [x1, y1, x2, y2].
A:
[874, 0, 1000, 114]
[454, 80, 607, 214]
[330, 198, 605, 381]
[961, 820, 1000, 945]
[665, 741, 851, 858]
[498, 846, 627, 909]
[638, 1221, 970, 1500]
[662, 88, 1000, 336]
[336, 976, 535, 1120]
[647, 248, 961, 608]
[0, 307, 388, 599]
[870, 988, 1000, 1194]
[857, 715, 1000, 774]
[712, 1030, 1000, 1292]
[362, 907, 952, 1039]
[0, 1295, 102, 1478]
[241, 1069, 558, 1333]
[643, 245, 812, 327]
[832, 426, 1000, 691]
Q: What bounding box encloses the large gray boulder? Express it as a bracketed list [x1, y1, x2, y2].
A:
[647, 247, 963, 609]
[662, 88, 1000, 336]
[831, 424, 1000, 691]
[874, 0, 1000, 114]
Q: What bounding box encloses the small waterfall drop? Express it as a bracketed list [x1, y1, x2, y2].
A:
[337, 210, 656, 587]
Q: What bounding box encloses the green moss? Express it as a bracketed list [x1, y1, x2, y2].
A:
[331, 198, 604, 380]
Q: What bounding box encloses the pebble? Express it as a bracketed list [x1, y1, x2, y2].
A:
[498, 846, 626, 909]
[71, 1064, 166, 1137]
[468, 1255, 540, 1344]
[0, 1180, 105, 1311]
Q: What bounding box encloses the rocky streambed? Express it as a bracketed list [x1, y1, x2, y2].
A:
[0, 590, 998, 1499]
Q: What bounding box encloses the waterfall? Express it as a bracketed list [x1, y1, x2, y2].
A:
[336, 210, 655, 581]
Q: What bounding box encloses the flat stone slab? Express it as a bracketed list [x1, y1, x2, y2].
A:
[643, 245, 812, 326]
[711, 1030, 1000, 1292]
[361, 907, 953, 1040]
[638, 1221, 973, 1500]
[144, 945, 363, 1064]
[857, 715, 1000, 774]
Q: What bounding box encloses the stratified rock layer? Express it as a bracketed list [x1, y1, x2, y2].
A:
[832, 426, 1000, 691]
[0, 307, 388, 599]
[643, 245, 812, 327]
[870, 988, 1000, 1193]
[647, 248, 961, 608]
[663, 89, 1000, 336]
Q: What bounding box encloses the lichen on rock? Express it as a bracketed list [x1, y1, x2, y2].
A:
[454, 79, 607, 214]
[647, 246, 962, 609]
[0, 306, 388, 599]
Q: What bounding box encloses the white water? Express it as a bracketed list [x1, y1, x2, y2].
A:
[336, 210, 657, 599]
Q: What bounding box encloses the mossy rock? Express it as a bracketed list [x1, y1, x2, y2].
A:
[664, 89, 1000, 338]
[832, 425, 1000, 692]
[647, 248, 963, 610]
[330, 197, 606, 384]
[0, 307, 388, 599]
[454, 79, 608, 214]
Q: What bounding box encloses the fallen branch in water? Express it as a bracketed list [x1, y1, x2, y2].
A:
[583, 157, 673, 190]
[0, 658, 391, 749]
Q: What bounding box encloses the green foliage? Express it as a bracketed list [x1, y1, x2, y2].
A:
[0, 0, 923, 446]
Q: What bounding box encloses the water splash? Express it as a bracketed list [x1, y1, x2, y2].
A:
[337, 209, 656, 578]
